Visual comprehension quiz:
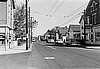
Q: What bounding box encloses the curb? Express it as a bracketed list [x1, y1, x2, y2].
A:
[0, 42, 33, 55]
[86, 46, 100, 50]
[0, 49, 31, 55]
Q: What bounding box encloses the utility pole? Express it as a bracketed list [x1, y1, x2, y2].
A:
[84, 10, 86, 47]
[29, 7, 31, 48]
[26, 0, 28, 50]
[31, 17, 34, 43]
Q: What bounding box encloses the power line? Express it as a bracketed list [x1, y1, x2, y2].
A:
[42, 0, 59, 27]
[68, 3, 87, 16]
[31, 3, 87, 18]
[48, 0, 59, 15]
[52, 3, 88, 26]
[59, 12, 83, 26]
[43, 0, 65, 27]
[51, 0, 65, 16]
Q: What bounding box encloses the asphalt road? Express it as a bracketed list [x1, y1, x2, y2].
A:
[0, 41, 100, 69]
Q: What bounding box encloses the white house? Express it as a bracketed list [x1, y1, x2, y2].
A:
[68, 25, 81, 41]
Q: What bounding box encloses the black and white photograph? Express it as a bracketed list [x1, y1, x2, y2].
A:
[0, 0, 100, 69]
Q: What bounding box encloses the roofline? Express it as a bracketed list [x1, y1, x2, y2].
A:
[79, 15, 84, 23]
[68, 24, 80, 32]
[11, 0, 15, 9]
[86, 0, 92, 12]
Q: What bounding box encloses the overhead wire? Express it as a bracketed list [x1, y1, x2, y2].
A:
[44, 0, 65, 28]
[51, 0, 65, 16]
[42, 0, 59, 27]
[53, 3, 88, 27]
[31, 3, 87, 18]
[31, 1, 88, 29]
[67, 3, 88, 16]
[47, 0, 59, 15]
[59, 12, 83, 26]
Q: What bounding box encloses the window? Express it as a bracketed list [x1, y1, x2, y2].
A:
[91, 34, 93, 40]
[81, 26, 83, 29]
[92, 13, 97, 24]
[91, 1, 98, 12]
[95, 32, 100, 41]
[94, 1, 98, 11]
[87, 16, 90, 24]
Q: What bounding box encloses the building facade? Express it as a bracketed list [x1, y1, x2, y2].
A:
[58, 26, 68, 42]
[0, 0, 15, 50]
[81, 0, 100, 45]
[68, 25, 81, 41]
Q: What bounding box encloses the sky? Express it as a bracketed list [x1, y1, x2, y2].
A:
[15, 0, 90, 37]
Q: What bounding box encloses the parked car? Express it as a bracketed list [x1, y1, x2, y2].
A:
[70, 40, 80, 46]
[65, 40, 71, 46]
[56, 39, 63, 44]
[46, 39, 54, 43]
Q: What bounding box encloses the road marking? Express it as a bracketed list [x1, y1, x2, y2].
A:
[47, 46, 56, 50]
[44, 56, 55, 60]
[57, 47, 94, 50]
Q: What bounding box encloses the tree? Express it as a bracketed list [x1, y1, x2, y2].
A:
[13, 4, 26, 39]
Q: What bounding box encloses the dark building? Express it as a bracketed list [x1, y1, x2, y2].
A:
[82, 0, 100, 44]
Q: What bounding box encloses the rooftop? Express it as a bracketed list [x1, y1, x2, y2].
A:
[69, 25, 80, 32]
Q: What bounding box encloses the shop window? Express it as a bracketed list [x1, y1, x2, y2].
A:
[94, 13, 97, 24]
[0, 34, 5, 44]
[95, 32, 100, 41]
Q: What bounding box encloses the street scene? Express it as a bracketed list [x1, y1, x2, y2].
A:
[0, 0, 100, 69]
[1, 41, 100, 69]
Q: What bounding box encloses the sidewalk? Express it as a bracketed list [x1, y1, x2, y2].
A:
[86, 46, 100, 49]
[0, 43, 32, 55]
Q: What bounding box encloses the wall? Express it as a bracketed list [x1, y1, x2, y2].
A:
[80, 17, 84, 40]
[0, 2, 7, 24]
[7, 0, 13, 29]
[69, 29, 73, 39]
[93, 26, 100, 44]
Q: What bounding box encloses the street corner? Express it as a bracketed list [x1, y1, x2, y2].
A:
[0, 48, 32, 55]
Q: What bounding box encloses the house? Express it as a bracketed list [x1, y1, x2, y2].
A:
[44, 29, 55, 43]
[0, 0, 15, 50]
[50, 26, 59, 41]
[68, 25, 81, 41]
[79, 15, 85, 40]
[79, 15, 90, 42]
[58, 26, 68, 42]
[80, 0, 100, 45]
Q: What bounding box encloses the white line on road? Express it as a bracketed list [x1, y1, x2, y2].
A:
[47, 46, 56, 50]
[56, 47, 94, 50]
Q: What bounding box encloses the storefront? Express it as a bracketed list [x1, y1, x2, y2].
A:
[93, 26, 100, 44]
[0, 26, 14, 50]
